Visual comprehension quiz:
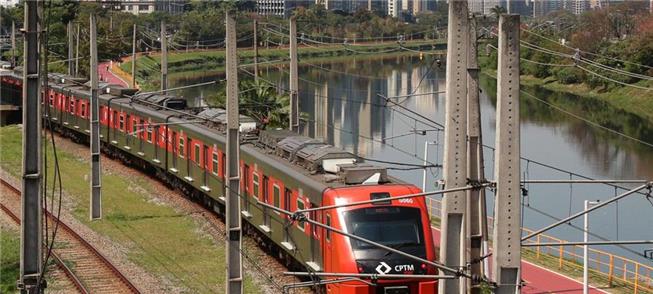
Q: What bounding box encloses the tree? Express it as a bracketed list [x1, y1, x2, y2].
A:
[211, 80, 290, 129]
[490, 5, 507, 19]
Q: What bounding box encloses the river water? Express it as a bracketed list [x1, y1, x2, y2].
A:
[172, 55, 653, 264]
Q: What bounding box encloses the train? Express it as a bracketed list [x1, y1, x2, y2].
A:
[1, 68, 438, 294]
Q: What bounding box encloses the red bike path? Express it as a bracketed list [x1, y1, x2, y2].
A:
[431, 227, 609, 293]
[98, 61, 129, 88]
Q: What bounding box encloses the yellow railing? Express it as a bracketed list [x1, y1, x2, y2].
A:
[425, 197, 653, 293]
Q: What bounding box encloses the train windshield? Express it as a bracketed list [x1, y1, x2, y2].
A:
[344, 207, 424, 250]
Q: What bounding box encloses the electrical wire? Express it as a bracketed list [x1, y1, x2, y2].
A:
[576, 64, 653, 91]
[38, 0, 64, 287]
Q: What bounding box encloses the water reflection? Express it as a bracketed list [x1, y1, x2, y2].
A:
[172, 55, 653, 263]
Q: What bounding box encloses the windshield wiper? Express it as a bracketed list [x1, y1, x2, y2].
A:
[383, 242, 415, 257]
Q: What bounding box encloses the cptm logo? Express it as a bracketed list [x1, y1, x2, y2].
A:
[375, 262, 414, 275]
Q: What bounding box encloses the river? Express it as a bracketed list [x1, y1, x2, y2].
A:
[171, 54, 653, 264]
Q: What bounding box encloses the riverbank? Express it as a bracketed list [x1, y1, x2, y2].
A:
[120, 40, 446, 91]
[479, 56, 653, 125]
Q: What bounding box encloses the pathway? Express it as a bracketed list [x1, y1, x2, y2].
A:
[430, 227, 610, 293]
[98, 61, 128, 87]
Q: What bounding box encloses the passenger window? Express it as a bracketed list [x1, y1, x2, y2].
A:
[297, 199, 305, 232]
[195, 144, 201, 165]
[212, 152, 219, 175]
[179, 137, 185, 158]
[252, 173, 259, 198]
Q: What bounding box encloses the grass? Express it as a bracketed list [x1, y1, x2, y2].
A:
[1, 228, 20, 293]
[0, 125, 260, 293]
[121, 40, 445, 90]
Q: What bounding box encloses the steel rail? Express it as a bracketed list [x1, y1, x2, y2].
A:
[0, 178, 141, 294]
[0, 180, 89, 294]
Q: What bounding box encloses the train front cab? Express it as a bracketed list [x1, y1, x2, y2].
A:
[321, 184, 437, 294]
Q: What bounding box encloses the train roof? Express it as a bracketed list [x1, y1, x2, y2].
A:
[9, 69, 404, 188]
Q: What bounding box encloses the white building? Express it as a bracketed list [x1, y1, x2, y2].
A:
[388, 0, 400, 17]
[567, 0, 589, 15]
[257, 0, 311, 17]
[94, 0, 188, 15]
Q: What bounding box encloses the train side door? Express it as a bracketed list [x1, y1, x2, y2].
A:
[221, 153, 226, 198]
[283, 188, 291, 243]
[323, 211, 333, 272]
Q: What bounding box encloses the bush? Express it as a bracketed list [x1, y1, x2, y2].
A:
[554, 67, 582, 84]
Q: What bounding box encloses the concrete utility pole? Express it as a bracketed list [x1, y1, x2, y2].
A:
[67, 22, 74, 75]
[160, 20, 168, 94]
[440, 1, 469, 293]
[89, 13, 102, 220]
[289, 17, 299, 131]
[225, 12, 243, 294]
[253, 19, 259, 83]
[492, 14, 521, 293]
[74, 23, 80, 76]
[20, 0, 43, 292]
[11, 21, 16, 68]
[466, 14, 488, 294]
[131, 24, 137, 88]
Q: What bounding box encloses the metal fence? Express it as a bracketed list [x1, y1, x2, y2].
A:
[425, 197, 653, 293]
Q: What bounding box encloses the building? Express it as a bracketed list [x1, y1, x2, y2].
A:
[469, 0, 484, 14]
[0, 0, 19, 8]
[467, 0, 531, 17]
[386, 0, 433, 17]
[97, 0, 189, 15]
[589, 0, 608, 9]
[533, 0, 562, 17]
[257, 0, 311, 17]
[567, 0, 589, 14]
[387, 0, 400, 17]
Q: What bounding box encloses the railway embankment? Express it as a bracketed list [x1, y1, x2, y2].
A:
[0, 125, 301, 293]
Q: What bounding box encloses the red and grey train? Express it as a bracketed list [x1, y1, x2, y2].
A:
[1, 69, 438, 293]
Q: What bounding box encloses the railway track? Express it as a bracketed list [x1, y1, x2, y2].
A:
[0, 178, 141, 294]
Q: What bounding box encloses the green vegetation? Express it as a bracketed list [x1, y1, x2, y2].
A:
[1, 228, 20, 293]
[480, 2, 653, 125]
[0, 125, 260, 293]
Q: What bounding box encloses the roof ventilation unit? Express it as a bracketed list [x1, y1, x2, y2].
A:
[336, 163, 388, 185]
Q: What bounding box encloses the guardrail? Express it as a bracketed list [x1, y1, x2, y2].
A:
[425, 197, 653, 293]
